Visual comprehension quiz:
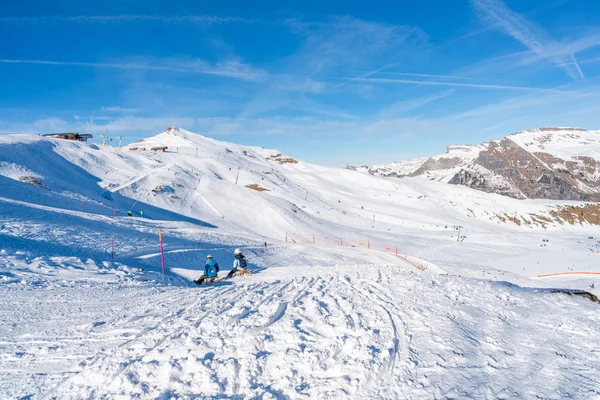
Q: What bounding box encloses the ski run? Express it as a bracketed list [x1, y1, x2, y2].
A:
[1, 128, 599, 399]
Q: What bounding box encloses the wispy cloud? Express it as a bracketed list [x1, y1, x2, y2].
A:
[0, 58, 266, 81]
[350, 77, 561, 91]
[100, 106, 139, 113]
[238, 91, 356, 119]
[307, 16, 430, 89]
[336, 69, 473, 89]
[0, 15, 254, 25]
[241, 16, 428, 116]
[380, 72, 474, 80]
[284, 16, 427, 78]
[275, 78, 326, 94]
[580, 56, 600, 65]
[470, 0, 597, 79]
[432, 0, 572, 52]
[378, 90, 456, 118]
[334, 62, 407, 89]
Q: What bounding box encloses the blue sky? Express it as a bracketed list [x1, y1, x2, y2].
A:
[2, 0, 600, 166]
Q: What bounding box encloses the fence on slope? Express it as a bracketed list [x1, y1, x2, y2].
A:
[284, 231, 441, 272]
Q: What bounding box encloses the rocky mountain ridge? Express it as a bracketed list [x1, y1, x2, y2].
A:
[351, 127, 600, 201]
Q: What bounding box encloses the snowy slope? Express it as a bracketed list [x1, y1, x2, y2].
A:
[4, 258, 595, 399]
[3, 127, 600, 277]
[1, 128, 600, 398]
[508, 127, 600, 160]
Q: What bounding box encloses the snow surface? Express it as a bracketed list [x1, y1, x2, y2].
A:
[508, 128, 600, 161]
[1, 129, 600, 398]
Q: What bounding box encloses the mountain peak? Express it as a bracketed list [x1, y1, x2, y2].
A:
[165, 125, 180, 134]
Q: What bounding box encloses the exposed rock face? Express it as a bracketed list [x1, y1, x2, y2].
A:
[411, 157, 463, 176]
[18, 176, 43, 187]
[351, 128, 600, 201]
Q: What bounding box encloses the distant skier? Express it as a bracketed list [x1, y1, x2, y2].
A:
[194, 255, 219, 285]
[226, 248, 249, 278]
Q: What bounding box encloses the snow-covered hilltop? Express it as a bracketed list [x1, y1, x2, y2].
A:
[1, 127, 600, 398]
[354, 127, 600, 201]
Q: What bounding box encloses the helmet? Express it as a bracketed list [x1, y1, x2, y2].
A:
[234, 248, 242, 255]
[206, 255, 213, 260]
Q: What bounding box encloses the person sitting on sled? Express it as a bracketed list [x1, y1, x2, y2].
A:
[194, 254, 219, 284]
[226, 248, 248, 278]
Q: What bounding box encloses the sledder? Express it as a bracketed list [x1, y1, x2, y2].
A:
[194, 255, 219, 285]
[226, 248, 251, 279]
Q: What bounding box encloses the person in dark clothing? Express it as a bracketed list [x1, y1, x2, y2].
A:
[226, 248, 248, 278]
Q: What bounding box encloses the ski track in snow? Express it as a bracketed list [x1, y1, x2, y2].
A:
[0, 264, 596, 399]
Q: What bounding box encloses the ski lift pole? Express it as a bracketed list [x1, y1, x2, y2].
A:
[158, 229, 165, 275]
[455, 225, 463, 242]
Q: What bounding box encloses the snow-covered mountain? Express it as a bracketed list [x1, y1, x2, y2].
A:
[1, 127, 600, 398]
[354, 127, 600, 201]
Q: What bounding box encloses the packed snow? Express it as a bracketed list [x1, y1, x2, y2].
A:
[1, 128, 599, 399]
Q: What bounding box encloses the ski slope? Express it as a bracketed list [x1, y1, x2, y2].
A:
[4, 255, 599, 399]
[1, 128, 599, 398]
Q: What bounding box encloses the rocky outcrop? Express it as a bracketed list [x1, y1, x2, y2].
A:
[410, 157, 463, 176]
[473, 138, 592, 200]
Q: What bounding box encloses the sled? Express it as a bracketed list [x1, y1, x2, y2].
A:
[193, 275, 220, 285]
[222, 269, 252, 280]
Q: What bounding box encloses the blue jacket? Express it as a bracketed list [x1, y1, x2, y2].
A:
[204, 259, 219, 278]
